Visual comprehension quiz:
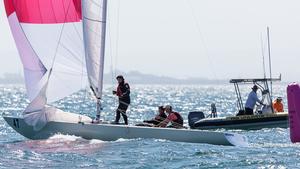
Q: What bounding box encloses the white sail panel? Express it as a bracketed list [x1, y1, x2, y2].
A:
[20, 23, 87, 102]
[7, 13, 46, 101]
[82, 0, 108, 98]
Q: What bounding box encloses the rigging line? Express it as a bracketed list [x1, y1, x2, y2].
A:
[107, 0, 121, 87]
[69, 23, 85, 90]
[52, 69, 87, 76]
[267, 27, 273, 98]
[71, 2, 84, 53]
[71, 23, 84, 44]
[60, 43, 84, 65]
[50, 0, 74, 73]
[114, 0, 121, 79]
[107, 3, 114, 84]
[184, 0, 218, 81]
[80, 45, 85, 94]
[46, 75, 81, 105]
[107, 21, 115, 85]
[11, 2, 47, 73]
[62, 29, 86, 52]
[260, 33, 266, 78]
[107, 20, 118, 109]
[59, 43, 84, 65]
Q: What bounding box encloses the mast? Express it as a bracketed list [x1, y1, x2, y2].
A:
[96, 0, 108, 120]
[267, 27, 273, 98]
[266, 27, 275, 113]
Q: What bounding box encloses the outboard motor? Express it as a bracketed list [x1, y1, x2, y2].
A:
[188, 111, 205, 128]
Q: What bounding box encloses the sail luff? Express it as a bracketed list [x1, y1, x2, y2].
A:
[82, 0, 108, 99]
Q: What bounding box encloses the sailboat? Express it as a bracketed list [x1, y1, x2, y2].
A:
[2, 0, 248, 146]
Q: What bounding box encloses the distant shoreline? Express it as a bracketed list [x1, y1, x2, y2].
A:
[0, 72, 290, 85]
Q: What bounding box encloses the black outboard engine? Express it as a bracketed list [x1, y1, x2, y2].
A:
[188, 111, 205, 128]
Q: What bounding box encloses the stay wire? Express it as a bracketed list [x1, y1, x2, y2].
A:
[184, 0, 219, 82]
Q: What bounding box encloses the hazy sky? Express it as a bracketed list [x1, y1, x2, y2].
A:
[1, 0, 300, 82]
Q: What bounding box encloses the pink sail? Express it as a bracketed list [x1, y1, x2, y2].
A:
[4, 0, 86, 104]
[287, 83, 300, 143]
[5, 0, 81, 23]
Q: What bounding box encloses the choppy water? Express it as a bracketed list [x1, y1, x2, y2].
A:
[1, 84, 299, 169]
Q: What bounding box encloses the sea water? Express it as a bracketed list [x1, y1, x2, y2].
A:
[0, 84, 299, 169]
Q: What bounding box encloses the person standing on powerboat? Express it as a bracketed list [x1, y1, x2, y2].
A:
[112, 75, 130, 125]
[244, 85, 264, 115]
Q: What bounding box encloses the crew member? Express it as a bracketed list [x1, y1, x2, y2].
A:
[244, 85, 264, 115]
[273, 97, 284, 113]
[113, 75, 130, 125]
[156, 105, 183, 128]
[143, 106, 167, 125]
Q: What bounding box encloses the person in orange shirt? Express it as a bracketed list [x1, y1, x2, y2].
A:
[273, 97, 284, 113]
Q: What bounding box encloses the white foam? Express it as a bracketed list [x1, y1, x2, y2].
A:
[48, 134, 81, 142]
[154, 139, 168, 142]
[114, 138, 140, 142]
[115, 138, 129, 142]
[89, 139, 105, 144]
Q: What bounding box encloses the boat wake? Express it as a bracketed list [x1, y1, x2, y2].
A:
[4, 134, 106, 154]
[114, 138, 141, 142]
[250, 142, 300, 148]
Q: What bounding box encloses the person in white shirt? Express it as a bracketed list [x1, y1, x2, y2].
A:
[244, 85, 264, 115]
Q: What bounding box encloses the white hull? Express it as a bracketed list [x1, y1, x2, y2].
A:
[3, 116, 248, 146]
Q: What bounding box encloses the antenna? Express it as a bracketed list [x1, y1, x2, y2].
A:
[267, 27, 273, 98]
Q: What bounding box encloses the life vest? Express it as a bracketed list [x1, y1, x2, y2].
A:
[273, 101, 284, 112]
[116, 82, 130, 103]
[171, 112, 183, 125]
